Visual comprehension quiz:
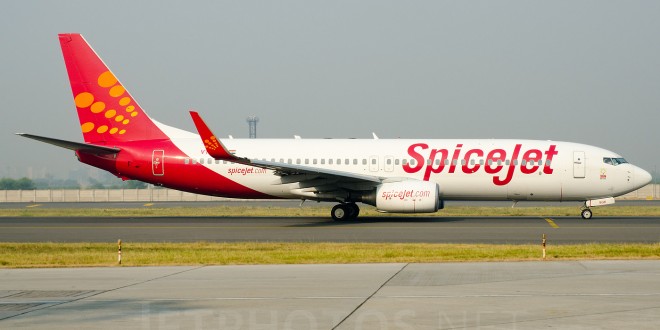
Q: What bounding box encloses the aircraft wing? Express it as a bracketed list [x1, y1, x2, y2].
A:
[17, 133, 121, 154]
[189, 111, 391, 199]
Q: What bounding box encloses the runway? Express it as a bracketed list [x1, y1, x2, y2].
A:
[1, 215, 658, 243]
[2, 261, 659, 329]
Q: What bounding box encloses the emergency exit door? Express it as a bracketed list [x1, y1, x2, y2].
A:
[573, 151, 585, 178]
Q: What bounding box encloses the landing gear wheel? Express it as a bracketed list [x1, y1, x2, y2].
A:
[347, 203, 360, 219]
[331, 204, 349, 221]
[581, 208, 593, 219]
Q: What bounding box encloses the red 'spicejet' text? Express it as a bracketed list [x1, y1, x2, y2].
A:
[381, 189, 431, 200]
[402, 143, 558, 186]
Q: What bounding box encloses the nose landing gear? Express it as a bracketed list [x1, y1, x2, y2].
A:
[331, 203, 360, 221]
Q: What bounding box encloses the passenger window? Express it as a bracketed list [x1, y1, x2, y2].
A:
[296, 159, 301, 164]
[287, 159, 292, 164]
[192, 159, 197, 164]
[200, 158, 204, 164]
[395, 159, 400, 165]
[362, 159, 367, 165]
[470, 159, 475, 165]
[271, 158, 275, 162]
[337, 159, 341, 164]
[321, 159, 325, 165]
[279, 158, 284, 163]
[505, 160, 510, 165]
[488, 159, 493, 165]
[461, 159, 466, 165]
[372, 159, 377, 165]
[453, 159, 457, 166]
[479, 159, 484, 165]
[497, 160, 502, 166]
[305, 159, 309, 165]
[345, 158, 349, 164]
[444, 159, 450, 166]
[402, 159, 408, 165]
[435, 159, 440, 165]
[208, 158, 213, 164]
[529, 160, 535, 166]
[353, 159, 358, 165]
[386, 159, 392, 165]
[410, 159, 416, 166]
[184, 158, 190, 164]
[545, 160, 551, 166]
[216, 159, 220, 164]
[329, 159, 333, 165]
[313, 159, 318, 165]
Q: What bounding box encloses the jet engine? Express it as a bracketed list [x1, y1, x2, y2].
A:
[359, 180, 443, 213]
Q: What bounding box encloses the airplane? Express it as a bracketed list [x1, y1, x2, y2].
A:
[19, 33, 653, 220]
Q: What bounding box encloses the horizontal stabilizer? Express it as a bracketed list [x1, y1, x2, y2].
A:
[17, 133, 120, 154]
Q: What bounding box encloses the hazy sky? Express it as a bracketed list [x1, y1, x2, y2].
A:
[1, 1, 659, 178]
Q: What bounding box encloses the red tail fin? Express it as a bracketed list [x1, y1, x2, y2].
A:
[59, 33, 167, 144]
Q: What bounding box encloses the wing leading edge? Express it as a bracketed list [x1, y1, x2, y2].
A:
[188, 111, 386, 200]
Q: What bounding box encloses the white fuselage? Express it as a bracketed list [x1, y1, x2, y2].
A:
[161, 124, 647, 202]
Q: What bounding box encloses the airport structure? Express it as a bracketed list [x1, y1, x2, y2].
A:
[246, 116, 259, 139]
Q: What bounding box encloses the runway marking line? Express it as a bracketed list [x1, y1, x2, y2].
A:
[143, 203, 154, 207]
[544, 218, 559, 228]
[25, 204, 41, 208]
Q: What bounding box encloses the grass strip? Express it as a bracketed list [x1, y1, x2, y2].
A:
[1, 242, 658, 268]
[1, 205, 660, 217]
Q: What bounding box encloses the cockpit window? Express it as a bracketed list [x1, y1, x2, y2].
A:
[604, 157, 628, 166]
[612, 158, 628, 165]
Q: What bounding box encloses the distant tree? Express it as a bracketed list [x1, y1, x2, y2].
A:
[16, 177, 36, 190]
[0, 177, 35, 190]
[0, 178, 16, 190]
[124, 180, 147, 189]
[87, 178, 105, 189]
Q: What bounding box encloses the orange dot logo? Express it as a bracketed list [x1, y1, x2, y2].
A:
[126, 105, 135, 112]
[115, 115, 125, 122]
[110, 128, 119, 134]
[131, 112, 138, 117]
[81, 122, 95, 133]
[97, 125, 109, 134]
[90, 102, 105, 114]
[74, 92, 94, 108]
[119, 97, 131, 106]
[105, 109, 117, 118]
[109, 85, 125, 97]
[122, 119, 130, 125]
[98, 71, 118, 88]
[119, 129, 126, 134]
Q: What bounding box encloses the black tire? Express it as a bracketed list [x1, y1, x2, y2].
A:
[345, 203, 360, 219]
[331, 204, 348, 221]
[581, 208, 593, 219]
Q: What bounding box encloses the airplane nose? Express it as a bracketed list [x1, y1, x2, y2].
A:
[634, 166, 653, 189]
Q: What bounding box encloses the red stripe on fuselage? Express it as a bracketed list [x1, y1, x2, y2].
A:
[78, 139, 273, 199]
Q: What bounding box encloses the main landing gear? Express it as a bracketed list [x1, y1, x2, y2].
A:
[331, 203, 360, 221]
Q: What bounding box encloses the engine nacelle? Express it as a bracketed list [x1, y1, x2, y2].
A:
[361, 181, 442, 213]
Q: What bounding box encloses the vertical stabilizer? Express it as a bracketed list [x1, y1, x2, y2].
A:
[59, 33, 167, 144]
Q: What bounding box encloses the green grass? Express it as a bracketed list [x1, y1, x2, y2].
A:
[0, 242, 658, 268]
[1, 205, 660, 217]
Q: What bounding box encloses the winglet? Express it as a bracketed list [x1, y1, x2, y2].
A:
[189, 111, 237, 160]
